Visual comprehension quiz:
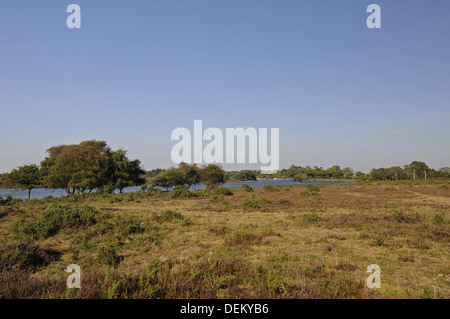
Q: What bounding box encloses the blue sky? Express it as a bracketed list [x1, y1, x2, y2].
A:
[1, 0, 449, 173]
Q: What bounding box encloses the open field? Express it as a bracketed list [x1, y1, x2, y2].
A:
[0, 181, 449, 299]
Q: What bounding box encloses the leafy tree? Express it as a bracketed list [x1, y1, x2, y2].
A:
[177, 162, 201, 188]
[145, 168, 166, 178]
[387, 166, 405, 180]
[6, 164, 41, 200]
[40, 140, 145, 194]
[369, 168, 388, 181]
[41, 141, 110, 194]
[151, 171, 171, 190]
[165, 168, 185, 187]
[342, 167, 354, 179]
[439, 167, 450, 178]
[355, 171, 367, 181]
[293, 173, 307, 183]
[327, 165, 343, 179]
[200, 164, 226, 188]
[404, 161, 429, 180]
[235, 170, 258, 181]
[108, 149, 146, 193]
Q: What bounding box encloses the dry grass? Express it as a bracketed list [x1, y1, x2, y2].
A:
[0, 180, 448, 299]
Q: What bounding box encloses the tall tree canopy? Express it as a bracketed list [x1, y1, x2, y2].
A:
[5, 164, 41, 200]
[151, 163, 225, 190]
[40, 140, 145, 194]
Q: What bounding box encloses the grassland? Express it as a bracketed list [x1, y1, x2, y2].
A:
[0, 181, 449, 299]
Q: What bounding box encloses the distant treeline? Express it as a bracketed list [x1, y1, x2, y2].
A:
[3, 139, 449, 200]
[262, 161, 450, 181]
[147, 162, 450, 182]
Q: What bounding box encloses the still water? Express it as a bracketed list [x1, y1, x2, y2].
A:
[0, 180, 353, 200]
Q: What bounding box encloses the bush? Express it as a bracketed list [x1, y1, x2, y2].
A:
[13, 204, 97, 239]
[147, 186, 164, 197]
[306, 185, 320, 194]
[214, 187, 233, 196]
[0, 242, 59, 271]
[263, 184, 280, 192]
[241, 183, 253, 192]
[152, 210, 186, 223]
[114, 216, 146, 236]
[241, 196, 264, 209]
[98, 245, 121, 266]
[170, 185, 194, 199]
[0, 196, 22, 206]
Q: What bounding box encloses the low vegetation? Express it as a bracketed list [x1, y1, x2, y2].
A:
[0, 180, 449, 299]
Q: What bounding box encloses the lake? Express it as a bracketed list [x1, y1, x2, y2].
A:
[0, 180, 354, 200]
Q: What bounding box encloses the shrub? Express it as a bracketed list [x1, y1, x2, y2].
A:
[263, 184, 279, 192]
[147, 186, 164, 197]
[152, 210, 185, 223]
[0, 242, 58, 271]
[0, 196, 21, 206]
[306, 185, 320, 194]
[218, 198, 231, 212]
[214, 187, 233, 196]
[170, 185, 194, 199]
[241, 196, 264, 209]
[114, 216, 146, 236]
[13, 204, 97, 239]
[241, 183, 253, 192]
[97, 245, 121, 267]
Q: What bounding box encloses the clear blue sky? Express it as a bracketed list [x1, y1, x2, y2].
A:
[1, 0, 449, 173]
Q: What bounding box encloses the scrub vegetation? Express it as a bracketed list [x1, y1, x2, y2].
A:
[0, 180, 449, 299]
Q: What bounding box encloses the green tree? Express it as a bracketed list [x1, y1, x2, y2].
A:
[293, 173, 307, 183]
[40, 140, 145, 194]
[439, 167, 450, 178]
[387, 166, 405, 180]
[235, 170, 258, 181]
[41, 141, 110, 194]
[404, 161, 429, 180]
[165, 168, 185, 187]
[369, 168, 388, 181]
[108, 149, 146, 193]
[6, 164, 41, 200]
[327, 165, 343, 179]
[355, 171, 367, 181]
[342, 167, 354, 179]
[200, 164, 226, 188]
[151, 171, 171, 190]
[177, 162, 201, 188]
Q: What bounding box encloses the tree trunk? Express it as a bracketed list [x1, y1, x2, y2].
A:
[28, 188, 31, 200]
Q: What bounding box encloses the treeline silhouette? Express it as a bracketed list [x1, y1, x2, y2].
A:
[147, 161, 449, 182]
[2, 140, 449, 200]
